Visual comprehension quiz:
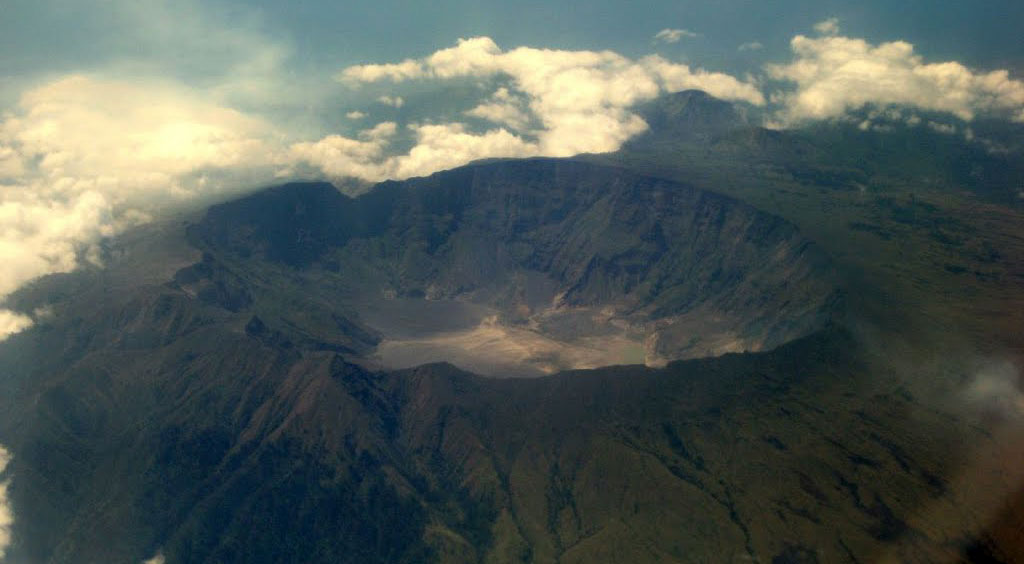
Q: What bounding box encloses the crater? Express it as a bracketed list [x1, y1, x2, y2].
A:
[193, 158, 841, 377]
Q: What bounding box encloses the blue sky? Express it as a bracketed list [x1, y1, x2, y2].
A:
[0, 0, 1022, 342]
[3, 0, 1022, 79]
[2, 0, 1022, 136]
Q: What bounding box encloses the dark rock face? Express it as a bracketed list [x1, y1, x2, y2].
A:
[193, 159, 841, 367]
[629, 89, 750, 144]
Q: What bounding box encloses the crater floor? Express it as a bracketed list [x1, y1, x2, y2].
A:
[358, 297, 649, 377]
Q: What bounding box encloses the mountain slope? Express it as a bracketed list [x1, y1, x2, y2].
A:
[0, 277, 989, 563]
[0, 91, 1021, 563]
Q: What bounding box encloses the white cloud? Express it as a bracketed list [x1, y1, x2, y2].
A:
[0, 445, 12, 561]
[289, 124, 395, 182]
[7, 76, 280, 190]
[142, 553, 166, 564]
[376, 95, 404, 108]
[391, 123, 537, 179]
[767, 33, 1024, 124]
[291, 121, 537, 182]
[641, 55, 765, 105]
[813, 17, 840, 36]
[738, 42, 764, 52]
[360, 121, 398, 140]
[0, 310, 34, 340]
[345, 111, 366, 120]
[321, 36, 764, 179]
[339, 59, 427, 83]
[465, 87, 531, 130]
[0, 0, 318, 342]
[0, 74, 288, 341]
[654, 29, 699, 44]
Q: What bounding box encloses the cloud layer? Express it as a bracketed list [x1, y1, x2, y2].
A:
[0, 75, 287, 338]
[768, 31, 1024, 124]
[291, 120, 537, 182]
[309, 36, 764, 181]
[0, 1, 318, 341]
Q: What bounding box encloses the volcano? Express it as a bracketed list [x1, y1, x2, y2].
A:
[0, 90, 1021, 563]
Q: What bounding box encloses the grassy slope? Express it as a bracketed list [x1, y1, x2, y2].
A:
[587, 125, 1024, 561]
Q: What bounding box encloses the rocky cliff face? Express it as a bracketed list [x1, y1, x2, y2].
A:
[193, 159, 840, 370]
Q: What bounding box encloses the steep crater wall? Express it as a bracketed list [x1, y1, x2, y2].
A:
[193, 158, 841, 376]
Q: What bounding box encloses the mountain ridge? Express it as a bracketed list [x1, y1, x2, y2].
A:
[0, 89, 1020, 562]
[188, 158, 840, 372]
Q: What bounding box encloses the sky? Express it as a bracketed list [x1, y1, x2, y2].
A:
[0, 0, 1023, 343]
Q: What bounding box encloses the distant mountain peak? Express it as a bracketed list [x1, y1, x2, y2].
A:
[631, 89, 749, 143]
